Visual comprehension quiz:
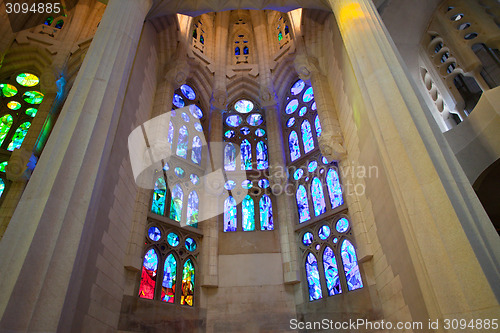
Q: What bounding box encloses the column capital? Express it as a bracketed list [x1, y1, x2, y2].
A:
[259, 86, 277, 107]
[5, 148, 37, 181]
[211, 88, 228, 110]
[293, 53, 320, 82]
[164, 57, 190, 87]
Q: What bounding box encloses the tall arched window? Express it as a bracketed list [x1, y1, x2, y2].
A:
[152, 178, 167, 215]
[191, 18, 206, 53]
[276, 15, 291, 49]
[169, 184, 183, 222]
[138, 248, 159, 299]
[222, 99, 274, 232]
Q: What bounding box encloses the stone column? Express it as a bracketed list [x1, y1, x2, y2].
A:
[0, 0, 152, 331]
[264, 103, 300, 284]
[294, 55, 347, 162]
[329, 0, 500, 322]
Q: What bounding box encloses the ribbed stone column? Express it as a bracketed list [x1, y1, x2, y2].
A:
[0, 0, 152, 331]
[330, 0, 500, 322]
[264, 103, 300, 283]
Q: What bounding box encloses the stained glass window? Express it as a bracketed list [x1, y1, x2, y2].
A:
[291, 80, 305, 95]
[296, 185, 310, 223]
[26, 108, 37, 117]
[305, 253, 323, 301]
[0, 179, 4, 198]
[301, 120, 314, 153]
[191, 136, 202, 165]
[315, 115, 322, 137]
[224, 196, 237, 232]
[323, 246, 342, 296]
[235, 47, 240, 56]
[0, 84, 17, 97]
[176, 126, 188, 158]
[181, 85, 196, 100]
[242, 195, 255, 231]
[0, 115, 13, 146]
[169, 184, 183, 222]
[260, 195, 273, 230]
[55, 20, 64, 29]
[181, 259, 195, 306]
[256, 141, 268, 169]
[327, 169, 343, 209]
[148, 227, 161, 241]
[224, 143, 236, 171]
[289, 131, 301, 161]
[341, 240, 363, 291]
[7, 122, 31, 151]
[152, 178, 167, 215]
[16, 73, 39, 87]
[187, 191, 199, 226]
[235, 99, 254, 113]
[311, 178, 326, 216]
[241, 139, 252, 170]
[167, 121, 174, 148]
[23, 91, 44, 104]
[0, 162, 7, 173]
[139, 249, 158, 299]
[161, 254, 177, 303]
[243, 46, 249, 55]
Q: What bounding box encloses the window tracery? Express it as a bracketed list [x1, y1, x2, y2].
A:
[276, 15, 291, 49]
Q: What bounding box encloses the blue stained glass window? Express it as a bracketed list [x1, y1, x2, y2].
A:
[303, 87, 314, 102]
[235, 99, 254, 113]
[0, 179, 5, 199]
[194, 122, 203, 132]
[242, 180, 252, 189]
[169, 184, 183, 222]
[336, 218, 349, 233]
[161, 254, 177, 303]
[224, 196, 237, 232]
[301, 120, 314, 153]
[255, 128, 265, 137]
[175, 167, 185, 178]
[296, 185, 310, 223]
[327, 169, 344, 209]
[173, 94, 185, 108]
[287, 117, 295, 127]
[341, 240, 363, 291]
[247, 114, 263, 126]
[152, 178, 166, 215]
[289, 131, 301, 161]
[224, 180, 236, 190]
[226, 115, 242, 127]
[181, 84, 196, 100]
[302, 232, 314, 246]
[291, 79, 305, 95]
[168, 121, 174, 148]
[243, 46, 249, 55]
[312, 102, 317, 110]
[187, 191, 199, 226]
[224, 143, 236, 171]
[241, 139, 252, 170]
[311, 178, 326, 216]
[305, 253, 323, 301]
[242, 195, 255, 231]
[318, 225, 330, 240]
[185, 238, 197, 251]
[258, 179, 270, 189]
[225, 130, 235, 139]
[235, 47, 240, 55]
[299, 106, 307, 116]
[181, 112, 190, 122]
[294, 168, 304, 180]
[256, 141, 268, 169]
[190, 174, 200, 185]
[189, 105, 203, 119]
[315, 115, 322, 137]
[191, 136, 202, 165]
[286, 99, 299, 114]
[176, 126, 188, 158]
[240, 127, 250, 135]
[308, 160, 318, 172]
[167, 232, 180, 247]
[260, 195, 273, 230]
[323, 246, 342, 296]
[148, 227, 161, 241]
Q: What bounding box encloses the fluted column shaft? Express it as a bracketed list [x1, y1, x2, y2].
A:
[330, 0, 500, 322]
[0, 0, 152, 331]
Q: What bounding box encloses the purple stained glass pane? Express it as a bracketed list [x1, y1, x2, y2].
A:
[181, 112, 190, 122]
[173, 94, 185, 108]
[174, 167, 185, 178]
[189, 105, 203, 118]
[242, 180, 252, 189]
[235, 99, 254, 113]
[225, 130, 235, 139]
[323, 246, 342, 296]
[247, 113, 263, 126]
[286, 99, 299, 114]
[312, 102, 317, 110]
[301, 120, 314, 153]
[302, 232, 313, 246]
[341, 240, 363, 291]
[241, 139, 252, 170]
[258, 179, 270, 189]
[181, 84, 196, 100]
[256, 141, 268, 170]
[240, 127, 251, 135]
[327, 169, 344, 209]
[176, 126, 188, 158]
[224, 180, 236, 190]
[191, 136, 202, 165]
[289, 131, 301, 161]
[286, 117, 296, 127]
[311, 178, 326, 216]
[224, 196, 237, 232]
[303, 87, 314, 102]
[315, 114, 322, 137]
[226, 115, 242, 127]
[190, 174, 200, 185]
[296, 185, 310, 223]
[255, 128, 265, 137]
[224, 143, 236, 171]
[260, 195, 273, 230]
[291, 79, 305, 95]
[305, 253, 323, 301]
[299, 106, 307, 116]
[194, 122, 203, 132]
[148, 227, 161, 241]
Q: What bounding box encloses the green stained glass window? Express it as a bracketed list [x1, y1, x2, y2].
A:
[151, 178, 167, 215]
[0, 84, 18, 97]
[0, 115, 13, 146]
[26, 108, 38, 117]
[169, 184, 184, 222]
[181, 259, 195, 306]
[23, 91, 44, 105]
[7, 101, 21, 111]
[44, 17, 54, 26]
[0, 178, 4, 198]
[7, 122, 31, 151]
[242, 195, 255, 231]
[0, 162, 7, 172]
[16, 73, 39, 87]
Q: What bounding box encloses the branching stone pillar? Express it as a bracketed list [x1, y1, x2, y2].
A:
[294, 54, 346, 161]
[329, 0, 500, 322]
[0, 0, 153, 331]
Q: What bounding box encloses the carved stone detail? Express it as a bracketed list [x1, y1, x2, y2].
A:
[5, 148, 37, 181]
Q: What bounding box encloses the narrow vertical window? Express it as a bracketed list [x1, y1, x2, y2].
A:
[256, 141, 268, 169]
[138, 249, 158, 299]
[169, 184, 183, 222]
[224, 143, 236, 171]
[235, 47, 240, 55]
[161, 254, 177, 303]
[259, 195, 273, 230]
[0, 114, 13, 146]
[176, 125, 188, 158]
[327, 169, 343, 209]
[301, 120, 314, 153]
[289, 131, 301, 161]
[224, 196, 237, 232]
[241, 139, 252, 170]
[311, 177, 326, 216]
[341, 240, 363, 291]
[323, 246, 342, 296]
[152, 178, 167, 215]
[243, 46, 249, 55]
[191, 135, 202, 164]
[305, 253, 323, 301]
[187, 190, 199, 226]
[167, 121, 174, 149]
[315, 114, 322, 137]
[181, 259, 195, 306]
[242, 195, 255, 231]
[7, 122, 31, 151]
[0, 179, 5, 198]
[296, 185, 310, 223]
